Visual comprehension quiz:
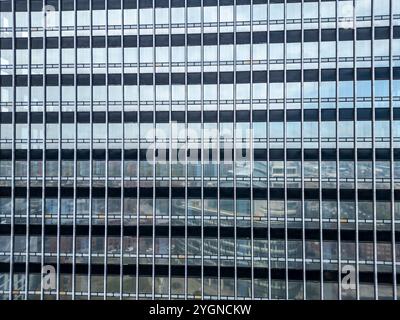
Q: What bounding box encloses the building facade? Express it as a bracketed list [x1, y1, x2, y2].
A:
[0, 0, 400, 300]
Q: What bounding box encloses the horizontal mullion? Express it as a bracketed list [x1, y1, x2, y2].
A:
[1, 67, 398, 86]
[0, 147, 398, 161]
[1, 27, 397, 49]
[0, 262, 396, 283]
[0, 186, 397, 201]
[0, 224, 398, 242]
[0, 108, 396, 124]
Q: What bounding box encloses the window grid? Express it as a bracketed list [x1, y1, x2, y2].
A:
[0, 0, 399, 300]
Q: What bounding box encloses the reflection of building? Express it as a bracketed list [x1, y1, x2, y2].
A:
[0, 0, 398, 300]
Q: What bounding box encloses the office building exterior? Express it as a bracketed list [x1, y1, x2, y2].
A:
[0, 0, 399, 300]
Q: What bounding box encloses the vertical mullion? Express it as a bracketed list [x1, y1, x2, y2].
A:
[371, 0, 379, 300]
[120, 0, 125, 300]
[41, 0, 48, 300]
[56, 0, 62, 301]
[104, 0, 110, 300]
[203, 0, 216, 299]
[300, 0, 307, 300]
[335, 0, 343, 301]
[168, 0, 173, 300]
[249, 0, 254, 300]
[266, 0, 271, 300]
[199, 0, 203, 299]
[135, 1, 140, 300]
[352, 0, 360, 300]
[213, 2, 221, 301]
[283, 0, 288, 300]
[233, 0, 237, 300]
[184, 0, 189, 301]
[9, 0, 16, 300]
[214, 0, 220, 299]
[72, 0, 78, 300]
[151, 0, 156, 300]
[88, 0, 93, 299]
[389, 0, 398, 301]
[318, 0, 324, 300]
[25, 0, 32, 300]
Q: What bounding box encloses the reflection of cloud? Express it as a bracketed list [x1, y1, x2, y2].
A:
[339, 3, 354, 29]
[1, 16, 9, 28]
[356, 0, 371, 15]
[235, 6, 250, 22]
[340, 3, 354, 17]
[44, 5, 58, 29]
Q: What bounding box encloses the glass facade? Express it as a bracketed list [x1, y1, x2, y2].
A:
[0, 0, 400, 300]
